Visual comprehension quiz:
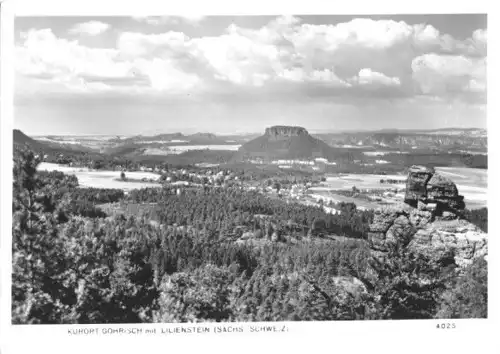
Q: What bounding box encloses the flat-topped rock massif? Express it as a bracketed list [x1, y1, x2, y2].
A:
[234, 125, 335, 161]
[369, 165, 487, 270]
[265, 126, 309, 140]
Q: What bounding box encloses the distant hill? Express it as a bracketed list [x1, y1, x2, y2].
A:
[115, 132, 236, 146]
[14, 129, 49, 150]
[315, 128, 487, 151]
[185, 132, 229, 144]
[233, 126, 337, 161]
[13, 129, 92, 154]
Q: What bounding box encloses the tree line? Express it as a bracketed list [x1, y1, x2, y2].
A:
[12, 148, 487, 324]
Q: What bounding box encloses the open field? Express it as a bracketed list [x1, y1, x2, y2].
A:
[167, 144, 241, 152]
[309, 168, 487, 210]
[143, 145, 241, 156]
[363, 151, 409, 156]
[37, 162, 162, 190]
[435, 167, 487, 209]
[307, 173, 406, 209]
[319, 173, 407, 191]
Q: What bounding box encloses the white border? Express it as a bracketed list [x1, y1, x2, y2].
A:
[1, 1, 498, 354]
[5, 0, 496, 16]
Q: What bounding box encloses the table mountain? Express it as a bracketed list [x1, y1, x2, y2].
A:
[233, 125, 335, 161]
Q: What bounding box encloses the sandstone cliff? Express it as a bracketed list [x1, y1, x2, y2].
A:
[265, 126, 309, 140]
[404, 165, 465, 214]
[316, 129, 487, 150]
[234, 125, 335, 161]
[368, 205, 487, 268]
[369, 165, 487, 270]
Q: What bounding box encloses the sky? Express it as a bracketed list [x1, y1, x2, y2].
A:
[13, 14, 487, 135]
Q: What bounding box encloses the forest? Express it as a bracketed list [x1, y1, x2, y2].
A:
[12, 148, 488, 324]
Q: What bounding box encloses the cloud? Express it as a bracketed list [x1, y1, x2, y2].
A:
[117, 31, 192, 58]
[473, 29, 487, 44]
[351, 68, 401, 86]
[132, 15, 205, 26]
[411, 53, 486, 96]
[68, 21, 110, 36]
[15, 16, 487, 104]
[278, 67, 351, 87]
[16, 28, 201, 95]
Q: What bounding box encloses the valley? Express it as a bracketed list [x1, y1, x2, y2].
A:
[9, 13, 489, 330]
[37, 162, 163, 191]
[21, 126, 488, 213]
[12, 124, 489, 325]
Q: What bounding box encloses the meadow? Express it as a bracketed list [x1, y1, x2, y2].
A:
[435, 167, 487, 209]
[37, 162, 162, 190]
[318, 174, 407, 190]
[311, 168, 487, 209]
[144, 145, 242, 156]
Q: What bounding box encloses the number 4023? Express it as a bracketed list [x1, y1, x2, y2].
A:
[436, 323, 456, 329]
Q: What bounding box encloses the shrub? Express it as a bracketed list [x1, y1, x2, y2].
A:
[435, 257, 488, 319]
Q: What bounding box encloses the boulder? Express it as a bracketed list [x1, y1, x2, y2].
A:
[426, 173, 465, 212]
[367, 165, 487, 274]
[404, 165, 465, 214]
[426, 173, 458, 198]
[331, 276, 368, 299]
[408, 219, 487, 268]
[404, 165, 434, 206]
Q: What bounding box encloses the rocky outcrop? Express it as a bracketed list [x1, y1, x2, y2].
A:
[426, 173, 465, 211]
[404, 165, 434, 204]
[368, 204, 414, 253]
[370, 163, 487, 271]
[404, 165, 465, 216]
[411, 219, 488, 268]
[331, 276, 368, 300]
[368, 205, 487, 269]
[265, 126, 308, 140]
[234, 125, 335, 161]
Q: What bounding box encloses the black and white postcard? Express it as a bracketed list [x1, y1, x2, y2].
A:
[0, 1, 497, 353]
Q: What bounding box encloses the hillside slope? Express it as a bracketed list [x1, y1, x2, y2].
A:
[13, 129, 50, 150]
[316, 128, 487, 150]
[234, 126, 336, 161]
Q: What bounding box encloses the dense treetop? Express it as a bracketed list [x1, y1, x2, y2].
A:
[11, 148, 487, 324]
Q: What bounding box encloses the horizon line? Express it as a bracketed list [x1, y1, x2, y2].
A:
[17, 126, 487, 137]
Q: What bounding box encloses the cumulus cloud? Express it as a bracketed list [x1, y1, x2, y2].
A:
[117, 31, 192, 58]
[411, 53, 486, 95]
[16, 28, 201, 94]
[473, 29, 487, 44]
[278, 67, 350, 87]
[132, 15, 206, 26]
[15, 16, 487, 103]
[351, 68, 401, 86]
[68, 21, 110, 36]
